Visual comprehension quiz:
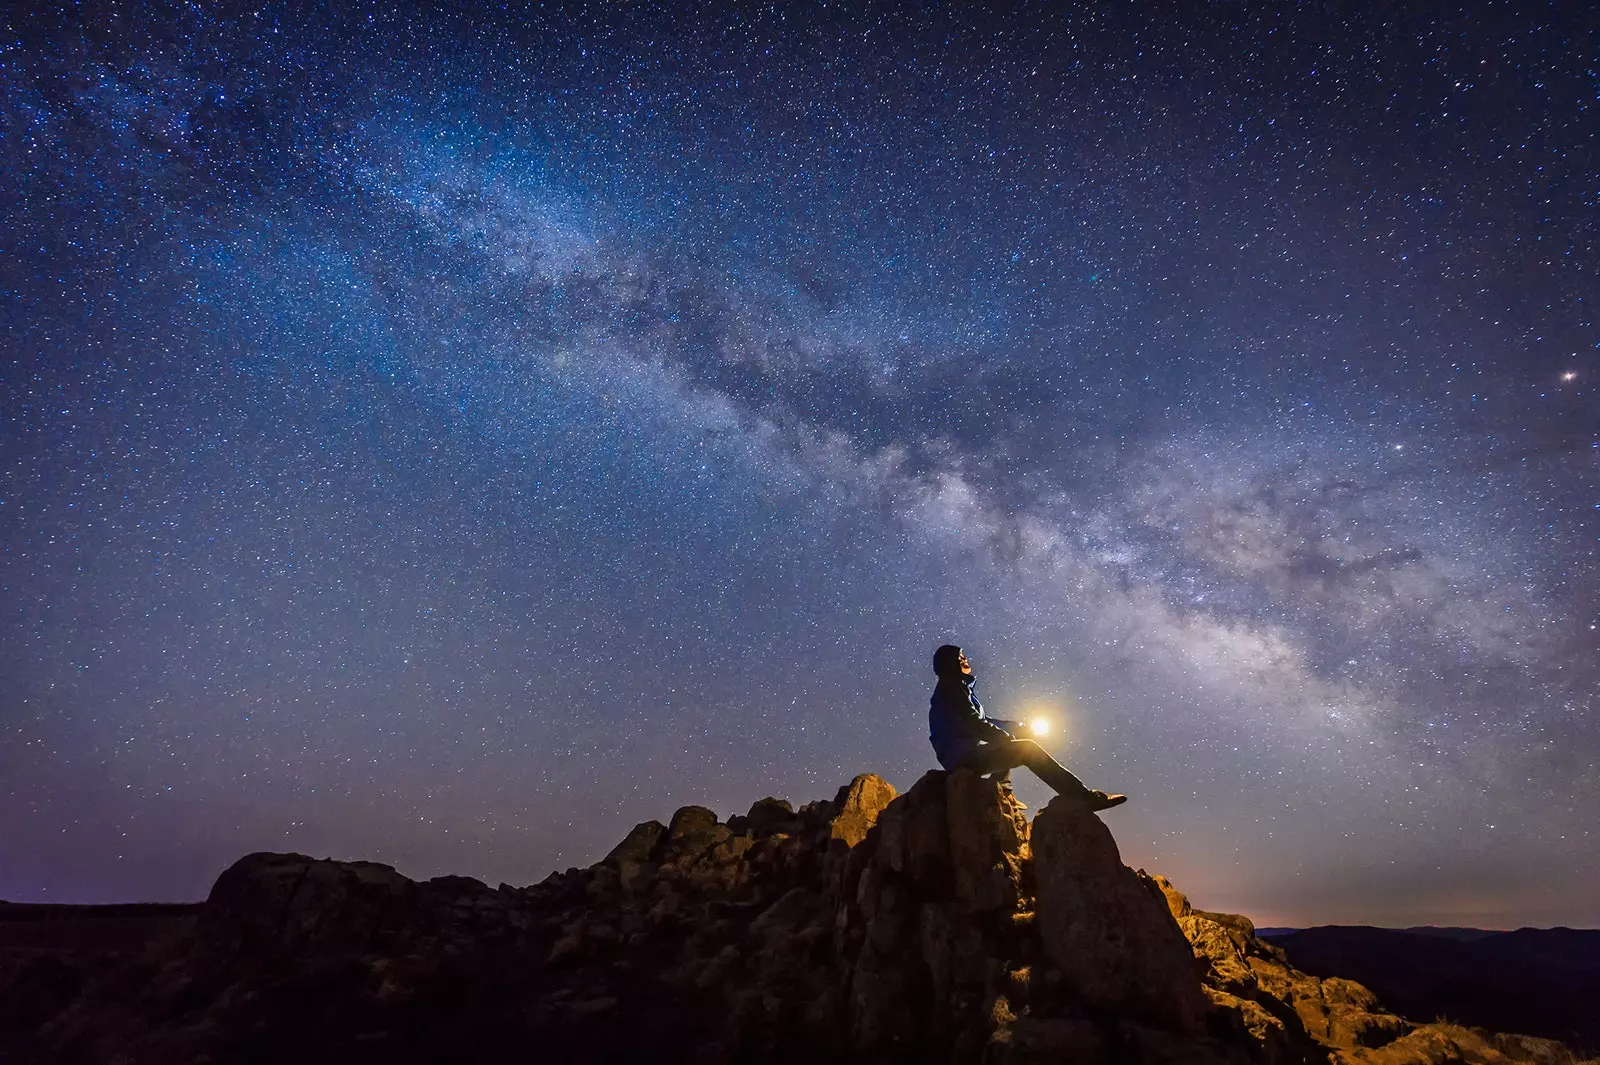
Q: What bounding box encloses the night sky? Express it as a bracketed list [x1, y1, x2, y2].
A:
[3, 3, 1595, 928]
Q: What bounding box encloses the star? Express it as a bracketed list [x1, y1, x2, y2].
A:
[1, 0, 1594, 930]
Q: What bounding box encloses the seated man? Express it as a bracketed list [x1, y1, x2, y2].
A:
[928, 644, 1126, 811]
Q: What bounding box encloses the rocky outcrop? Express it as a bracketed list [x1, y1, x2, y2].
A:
[1333, 1025, 1585, 1065]
[1, 771, 1588, 1065]
[1031, 798, 1207, 1036]
[1264, 925, 1600, 1055]
[1162, 876, 1412, 1064]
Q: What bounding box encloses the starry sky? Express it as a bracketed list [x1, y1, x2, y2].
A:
[3, 2, 1596, 928]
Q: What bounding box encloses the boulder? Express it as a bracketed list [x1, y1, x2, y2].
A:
[1031, 797, 1208, 1034]
[600, 820, 667, 893]
[200, 851, 416, 957]
[1152, 874, 1193, 920]
[1200, 909, 1258, 939]
[602, 820, 665, 865]
[1181, 912, 1260, 996]
[990, 1015, 1112, 1064]
[1323, 978, 1409, 1049]
[829, 773, 897, 847]
[837, 769, 1034, 1056]
[744, 797, 799, 835]
[1330, 1022, 1569, 1064]
[944, 769, 1029, 911]
[875, 770, 949, 877]
[667, 805, 720, 844]
[1203, 987, 1296, 1065]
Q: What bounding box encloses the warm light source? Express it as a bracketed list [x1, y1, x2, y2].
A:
[1029, 717, 1051, 737]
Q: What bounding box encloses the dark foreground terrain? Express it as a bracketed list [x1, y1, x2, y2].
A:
[1, 771, 1593, 1064]
[1265, 925, 1600, 1056]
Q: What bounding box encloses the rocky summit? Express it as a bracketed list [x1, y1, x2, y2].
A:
[1, 770, 1590, 1065]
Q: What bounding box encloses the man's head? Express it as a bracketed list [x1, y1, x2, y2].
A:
[933, 644, 972, 678]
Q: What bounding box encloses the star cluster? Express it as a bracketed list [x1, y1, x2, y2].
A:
[2, 2, 1595, 926]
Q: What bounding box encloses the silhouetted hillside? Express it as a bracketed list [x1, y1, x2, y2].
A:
[1395, 927, 1505, 943]
[0, 902, 200, 954]
[1264, 925, 1600, 1055]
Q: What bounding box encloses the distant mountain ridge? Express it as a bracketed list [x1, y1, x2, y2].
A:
[2, 773, 1593, 1064]
[1263, 925, 1600, 1055]
[1389, 927, 1512, 942]
[1258, 926, 1562, 943]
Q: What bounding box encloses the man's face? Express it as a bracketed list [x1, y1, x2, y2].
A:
[959, 652, 972, 675]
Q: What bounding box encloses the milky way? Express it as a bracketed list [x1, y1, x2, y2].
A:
[3, 3, 1595, 926]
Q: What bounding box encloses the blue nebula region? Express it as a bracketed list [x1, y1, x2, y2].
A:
[2, 3, 1595, 927]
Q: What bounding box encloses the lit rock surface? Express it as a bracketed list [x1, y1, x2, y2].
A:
[1, 771, 1589, 1064]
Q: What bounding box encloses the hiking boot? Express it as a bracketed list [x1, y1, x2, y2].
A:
[1087, 790, 1128, 811]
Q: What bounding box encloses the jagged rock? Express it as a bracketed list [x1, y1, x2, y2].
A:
[1244, 950, 1410, 1051]
[4, 773, 1580, 1065]
[1204, 986, 1297, 1065]
[1183, 912, 1261, 996]
[1322, 978, 1410, 1049]
[1331, 1022, 1592, 1064]
[1031, 796, 1208, 1034]
[1171, 904, 1418, 1063]
[603, 819, 665, 864]
[667, 804, 721, 846]
[1202, 909, 1260, 939]
[201, 851, 416, 956]
[829, 770, 1048, 1058]
[828, 773, 897, 847]
[744, 796, 799, 835]
[990, 1015, 1112, 1063]
[945, 768, 1029, 911]
[876, 770, 961, 891]
[1153, 874, 1193, 920]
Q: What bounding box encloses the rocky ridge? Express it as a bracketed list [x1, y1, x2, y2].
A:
[2, 770, 1589, 1064]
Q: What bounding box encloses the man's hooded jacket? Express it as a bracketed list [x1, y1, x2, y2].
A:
[928, 672, 1016, 769]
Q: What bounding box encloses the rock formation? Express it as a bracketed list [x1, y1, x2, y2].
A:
[0, 770, 1589, 1064]
[1263, 925, 1600, 1055]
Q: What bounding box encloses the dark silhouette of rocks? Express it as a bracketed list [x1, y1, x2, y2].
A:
[1264, 925, 1600, 1056]
[0, 902, 200, 954]
[1393, 927, 1506, 943]
[0, 771, 1591, 1064]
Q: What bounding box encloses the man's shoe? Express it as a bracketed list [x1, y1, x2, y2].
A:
[1088, 790, 1128, 811]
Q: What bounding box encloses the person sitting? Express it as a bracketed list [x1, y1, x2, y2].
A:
[928, 644, 1127, 812]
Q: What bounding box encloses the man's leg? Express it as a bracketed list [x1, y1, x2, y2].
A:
[960, 739, 1094, 799]
[1011, 740, 1096, 799]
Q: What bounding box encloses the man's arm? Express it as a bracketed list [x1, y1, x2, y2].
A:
[971, 714, 1016, 742]
[933, 684, 1016, 744]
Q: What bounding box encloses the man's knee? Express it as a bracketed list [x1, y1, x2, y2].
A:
[1012, 738, 1046, 762]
